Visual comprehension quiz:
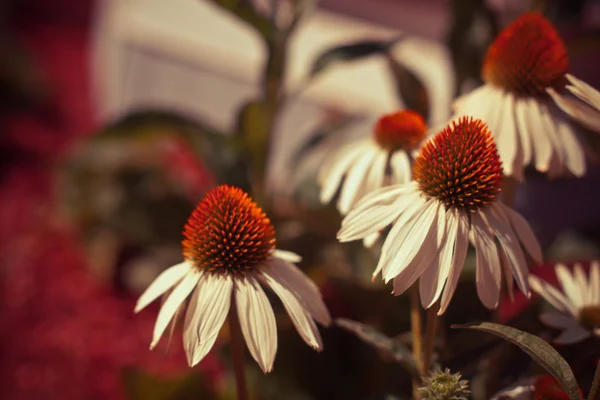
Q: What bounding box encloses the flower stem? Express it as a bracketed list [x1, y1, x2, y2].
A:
[422, 305, 439, 377]
[590, 360, 600, 400]
[410, 284, 423, 399]
[229, 305, 249, 400]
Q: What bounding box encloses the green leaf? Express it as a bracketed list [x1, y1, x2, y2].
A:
[210, 0, 275, 41]
[309, 36, 403, 78]
[335, 318, 419, 378]
[387, 55, 429, 122]
[452, 322, 581, 400]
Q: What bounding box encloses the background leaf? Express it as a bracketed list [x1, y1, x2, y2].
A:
[386, 54, 429, 122]
[209, 0, 275, 41]
[452, 322, 581, 400]
[309, 36, 403, 78]
[336, 318, 419, 379]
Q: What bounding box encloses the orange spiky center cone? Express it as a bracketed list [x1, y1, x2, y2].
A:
[182, 185, 275, 274]
[482, 12, 568, 96]
[373, 110, 427, 151]
[413, 117, 503, 213]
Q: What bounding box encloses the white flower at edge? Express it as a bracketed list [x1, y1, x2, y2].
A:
[547, 74, 600, 133]
[319, 110, 427, 247]
[135, 185, 331, 373]
[529, 262, 600, 345]
[338, 117, 542, 314]
[453, 12, 586, 180]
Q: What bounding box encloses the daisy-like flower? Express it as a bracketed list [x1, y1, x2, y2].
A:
[453, 12, 586, 180]
[547, 74, 600, 133]
[529, 262, 600, 344]
[135, 185, 331, 372]
[338, 116, 542, 314]
[319, 109, 426, 215]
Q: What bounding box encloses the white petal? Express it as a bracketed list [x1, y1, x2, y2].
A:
[394, 202, 447, 296]
[151, 270, 200, 349]
[337, 184, 414, 242]
[135, 261, 191, 313]
[539, 103, 565, 178]
[485, 204, 530, 296]
[555, 264, 584, 309]
[566, 74, 600, 110]
[272, 249, 302, 264]
[185, 273, 233, 366]
[529, 275, 577, 316]
[364, 150, 388, 194]
[261, 269, 323, 350]
[235, 275, 278, 373]
[261, 258, 331, 326]
[390, 150, 412, 184]
[554, 113, 586, 177]
[472, 212, 502, 309]
[553, 324, 591, 345]
[540, 312, 577, 329]
[499, 203, 542, 263]
[495, 92, 517, 176]
[500, 250, 514, 301]
[383, 200, 440, 283]
[362, 231, 380, 248]
[547, 87, 600, 132]
[420, 208, 458, 308]
[514, 97, 533, 169]
[319, 143, 364, 204]
[438, 209, 470, 315]
[590, 261, 600, 304]
[573, 264, 590, 305]
[371, 193, 427, 278]
[526, 99, 552, 173]
[337, 146, 378, 214]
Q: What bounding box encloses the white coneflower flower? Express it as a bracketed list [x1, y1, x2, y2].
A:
[547, 74, 600, 133]
[338, 116, 542, 314]
[135, 185, 331, 372]
[529, 262, 600, 344]
[453, 13, 586, 180]
[319, 109, 426, 215]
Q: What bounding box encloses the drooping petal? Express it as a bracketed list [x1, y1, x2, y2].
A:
[383, 200, 439, 283]
[135, 261, 191, 313]
[499, 203, 542, 263]
[151, 270, 200, 349]
[338, 184, 418, 243]
[485, 204, 530, 296]
[319, 143, 365, 204]
[590, 261, 600, 305]
[547, 87, 600, 132]
[529, 275, 577, 316]
[438, 209, 470, 315]
[261, 257, 331, 326]
[420, 208, 457, 308]
[540, 312, 576, 329]
[390, 150, 412, 184]
[554, 113, 586, 177]
[364, 150, 388, 194]
[553, 324, 591, 345]
[555, 264, 584, 309]
[471, 212, 502, 309]
[337, 146, 378, 214]
[235, 275, 278, 373]
[272, 249, 302, 264]
[500, 250, 515, 301]
[495, 92, 517, 176]
[566, 74, 600, 110]
[184, 273, 233, 366]
[260, 267, 323, 350]
[573, 264, 590, 305]
[514, 97, 533, 169]
[393, 202, 446, 296]
[526, 99, 552, 173]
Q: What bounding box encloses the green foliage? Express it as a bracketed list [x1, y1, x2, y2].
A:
[452, 322, 581, 400]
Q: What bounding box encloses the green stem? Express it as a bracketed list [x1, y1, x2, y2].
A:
[410, 284, 423, 398]
[422, 305, 439, 377]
